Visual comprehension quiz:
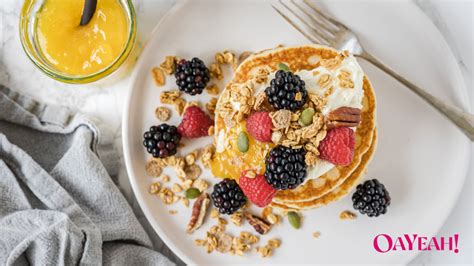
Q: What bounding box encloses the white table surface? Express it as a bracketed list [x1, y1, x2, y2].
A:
[0, 0, 472, 264]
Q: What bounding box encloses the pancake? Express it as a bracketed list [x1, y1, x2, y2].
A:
[212, 44, 377, 208]
[271, 130, 377, 210]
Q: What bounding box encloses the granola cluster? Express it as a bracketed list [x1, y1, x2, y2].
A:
[213, 51, 363, 168]
[147, 149, 210, 208]
[155, 106, 171, 121]
[215, 50, 239, 70]
[339, 210, 357, 220]
[216, 80, 256, 127]
[253, 87, 328, 167]
[193, 206, 282, 257]
[159, 90, 186, 115]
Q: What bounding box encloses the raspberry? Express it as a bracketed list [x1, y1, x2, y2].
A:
[245, 112, 272, 142]
[318, 127, 355, 166]
[178, 106, 213, 138]
[239, 171, 276, 207]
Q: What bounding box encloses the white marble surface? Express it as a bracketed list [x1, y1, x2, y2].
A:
[0, 0, 471, 264]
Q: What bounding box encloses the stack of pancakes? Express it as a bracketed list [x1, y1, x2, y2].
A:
[215, 45, 377, 211]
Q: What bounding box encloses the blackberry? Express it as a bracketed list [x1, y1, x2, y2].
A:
[174, 58, 210, 95]
[264, 146, 307, 190]
[352, 179, 391, 217]
[265, 70, 307, 110]
[211, 178, 247, 215]
[143, 124, 181, 158]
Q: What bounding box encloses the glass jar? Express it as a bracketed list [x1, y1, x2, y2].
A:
[19, 0, 137, 84]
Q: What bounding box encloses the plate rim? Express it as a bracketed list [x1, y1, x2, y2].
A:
[121, 1, 471, 264]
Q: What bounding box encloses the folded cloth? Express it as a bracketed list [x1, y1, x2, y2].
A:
[0, 86, 174, 266]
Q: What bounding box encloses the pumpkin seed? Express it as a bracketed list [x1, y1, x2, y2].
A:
[299, 107, 315, 126]
[237, 132, 249, 152]
[277, 62, 290, 72]
[185, 188, 201, 199]
[287, 211, 301, 229]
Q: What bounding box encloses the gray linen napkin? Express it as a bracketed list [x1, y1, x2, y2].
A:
[0, 85, 175, 266]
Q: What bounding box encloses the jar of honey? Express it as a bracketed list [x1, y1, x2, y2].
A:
[20, 0, 136, 84]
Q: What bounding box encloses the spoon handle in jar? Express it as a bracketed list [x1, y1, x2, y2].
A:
[80, 0, 97, 26]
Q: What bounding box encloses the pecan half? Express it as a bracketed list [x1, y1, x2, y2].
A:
[187, 193, 210, 233]
[326, 107, 361, 129]
[244, 212, 271, 235]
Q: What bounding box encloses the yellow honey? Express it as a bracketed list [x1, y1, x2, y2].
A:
[211, 120, 274, 180]
[36, 0, 128, 75]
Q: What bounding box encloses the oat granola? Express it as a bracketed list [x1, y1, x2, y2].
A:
[209, 63, 223, 80]
[206, 84, 220, 95]
[146, 160, 162, 177]
[155, 106, 171, 121]
[160, 90, 182, 104]
[159, 56, 178, 75]
[151, 67, 165, 87]
[339, 210, 357, 220]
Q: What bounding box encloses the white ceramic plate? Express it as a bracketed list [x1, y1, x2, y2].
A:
[123, 0, 470, 264]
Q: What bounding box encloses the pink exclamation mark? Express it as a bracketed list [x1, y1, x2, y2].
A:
[453, 234, 459, 253]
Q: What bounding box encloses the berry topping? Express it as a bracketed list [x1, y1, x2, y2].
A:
[245, 111, 272, 142]
[264, 146, 307, 190]
[143, 124, 181, 158]
[352, 179, 391, 217]
[211, 178, 247, 215]
[239, 171, 277, 207]
[175, 58, 210, 95]
[318, 127, 355, 166]
[178, 106, 214, 138]
[265, 70, 308, 111]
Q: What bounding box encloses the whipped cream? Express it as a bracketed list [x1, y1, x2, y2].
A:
[219, 54, 365, 182]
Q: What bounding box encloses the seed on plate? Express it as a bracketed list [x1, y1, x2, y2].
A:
[185, 187, 201, 199]
[287, 211, 301, 229]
